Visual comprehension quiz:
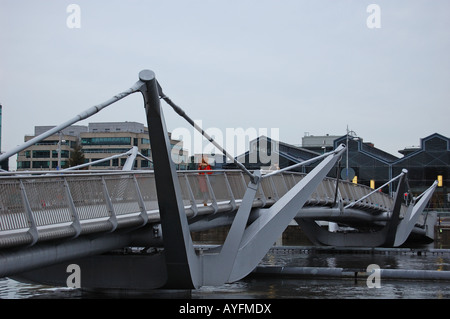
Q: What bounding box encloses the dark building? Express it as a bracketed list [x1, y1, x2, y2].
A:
[228, 133, 449, 210]
[392, 133, 449, 210]
[332, 133, 449, 210]
[333, 135, 399, 187]
[224, 136, 320, 172]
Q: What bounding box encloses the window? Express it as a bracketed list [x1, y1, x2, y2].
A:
[34, 141, 58, 146]
[52, 150, 70, 158]
[141, 160, 151, 168]
[18, 161, 31, 169]
[32, 161, 50, 169]
[83, 148, 130, 154]
[52, 161, 68, 168]
[81, 137, 132, 146]
[32, 150, 50, 158]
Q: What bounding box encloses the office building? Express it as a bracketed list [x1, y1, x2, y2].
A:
[17, 126, 86, 170]
[17, 122, 189, 171]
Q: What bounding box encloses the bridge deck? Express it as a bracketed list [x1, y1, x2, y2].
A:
[0, 170, 400, 249]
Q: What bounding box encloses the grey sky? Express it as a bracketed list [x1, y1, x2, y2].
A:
[1, 0, 449, 169]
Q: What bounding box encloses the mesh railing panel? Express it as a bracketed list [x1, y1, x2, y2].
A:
[0, 181, 28, 231]
[66, 176, 109, 220]
[21, 178, 72, 227]
[103, 175, 141, 216]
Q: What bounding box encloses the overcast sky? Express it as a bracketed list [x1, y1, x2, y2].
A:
[1, 0, 449, 169]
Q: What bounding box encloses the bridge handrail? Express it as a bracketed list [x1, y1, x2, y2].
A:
[0, 169, 396, 208]
[0, 167, 401, 249]
[344, 169, 407, 209]
[262, 144, 346, 179]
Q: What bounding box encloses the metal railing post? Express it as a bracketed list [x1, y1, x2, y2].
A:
[269, 176, 280, 201]
[63, 178, 81, 238]
[184, 174, 199, 218]
[205, 174, 218, 214]
[223, 172, 237, 211]
[132, 174, 149, 226]
[19, 180, 38, 246]
[101, 176, 118, 232]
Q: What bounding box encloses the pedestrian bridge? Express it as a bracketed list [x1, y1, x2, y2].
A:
[0, 169, 415, 249]
[0, 69, 438, 290]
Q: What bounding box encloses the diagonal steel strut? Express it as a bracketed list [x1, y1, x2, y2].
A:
[200, 146, 345, 285]
[225, 144, 346, 283]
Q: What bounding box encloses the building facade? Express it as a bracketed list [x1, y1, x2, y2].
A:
[392, 133, 449, 210]
[228, 133, 449, 210]
[17, 126, 83, 170]
[80, 122, 151, 170]
[332, 134, 399, 186]
[332, 133, 449, 210]
[17, 122, 189, 171]
[301, 133, 340, 153]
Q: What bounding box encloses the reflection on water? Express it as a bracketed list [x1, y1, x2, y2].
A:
[260, 248, 450, 272]
[2, 246, 450, 299]
[196, 277, 450, 299]
[1, 228, 450, 299]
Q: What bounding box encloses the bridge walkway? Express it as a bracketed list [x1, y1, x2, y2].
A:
[0, 169, 401, 249]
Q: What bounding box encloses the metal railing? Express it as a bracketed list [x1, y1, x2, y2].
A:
[0, 169, 398, 248]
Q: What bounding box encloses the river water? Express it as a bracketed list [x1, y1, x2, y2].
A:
[2, 240, 450, 299]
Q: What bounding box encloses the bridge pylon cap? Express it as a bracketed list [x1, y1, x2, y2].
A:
[139, 70, 155, 82]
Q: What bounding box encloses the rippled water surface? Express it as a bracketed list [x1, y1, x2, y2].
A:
[2, 246, 450, 299]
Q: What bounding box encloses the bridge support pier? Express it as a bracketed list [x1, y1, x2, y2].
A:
[139, 70, 201, 288]
[296, 171, 437, 247]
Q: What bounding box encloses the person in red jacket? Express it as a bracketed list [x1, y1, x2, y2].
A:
[198, 156, 212, 205]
